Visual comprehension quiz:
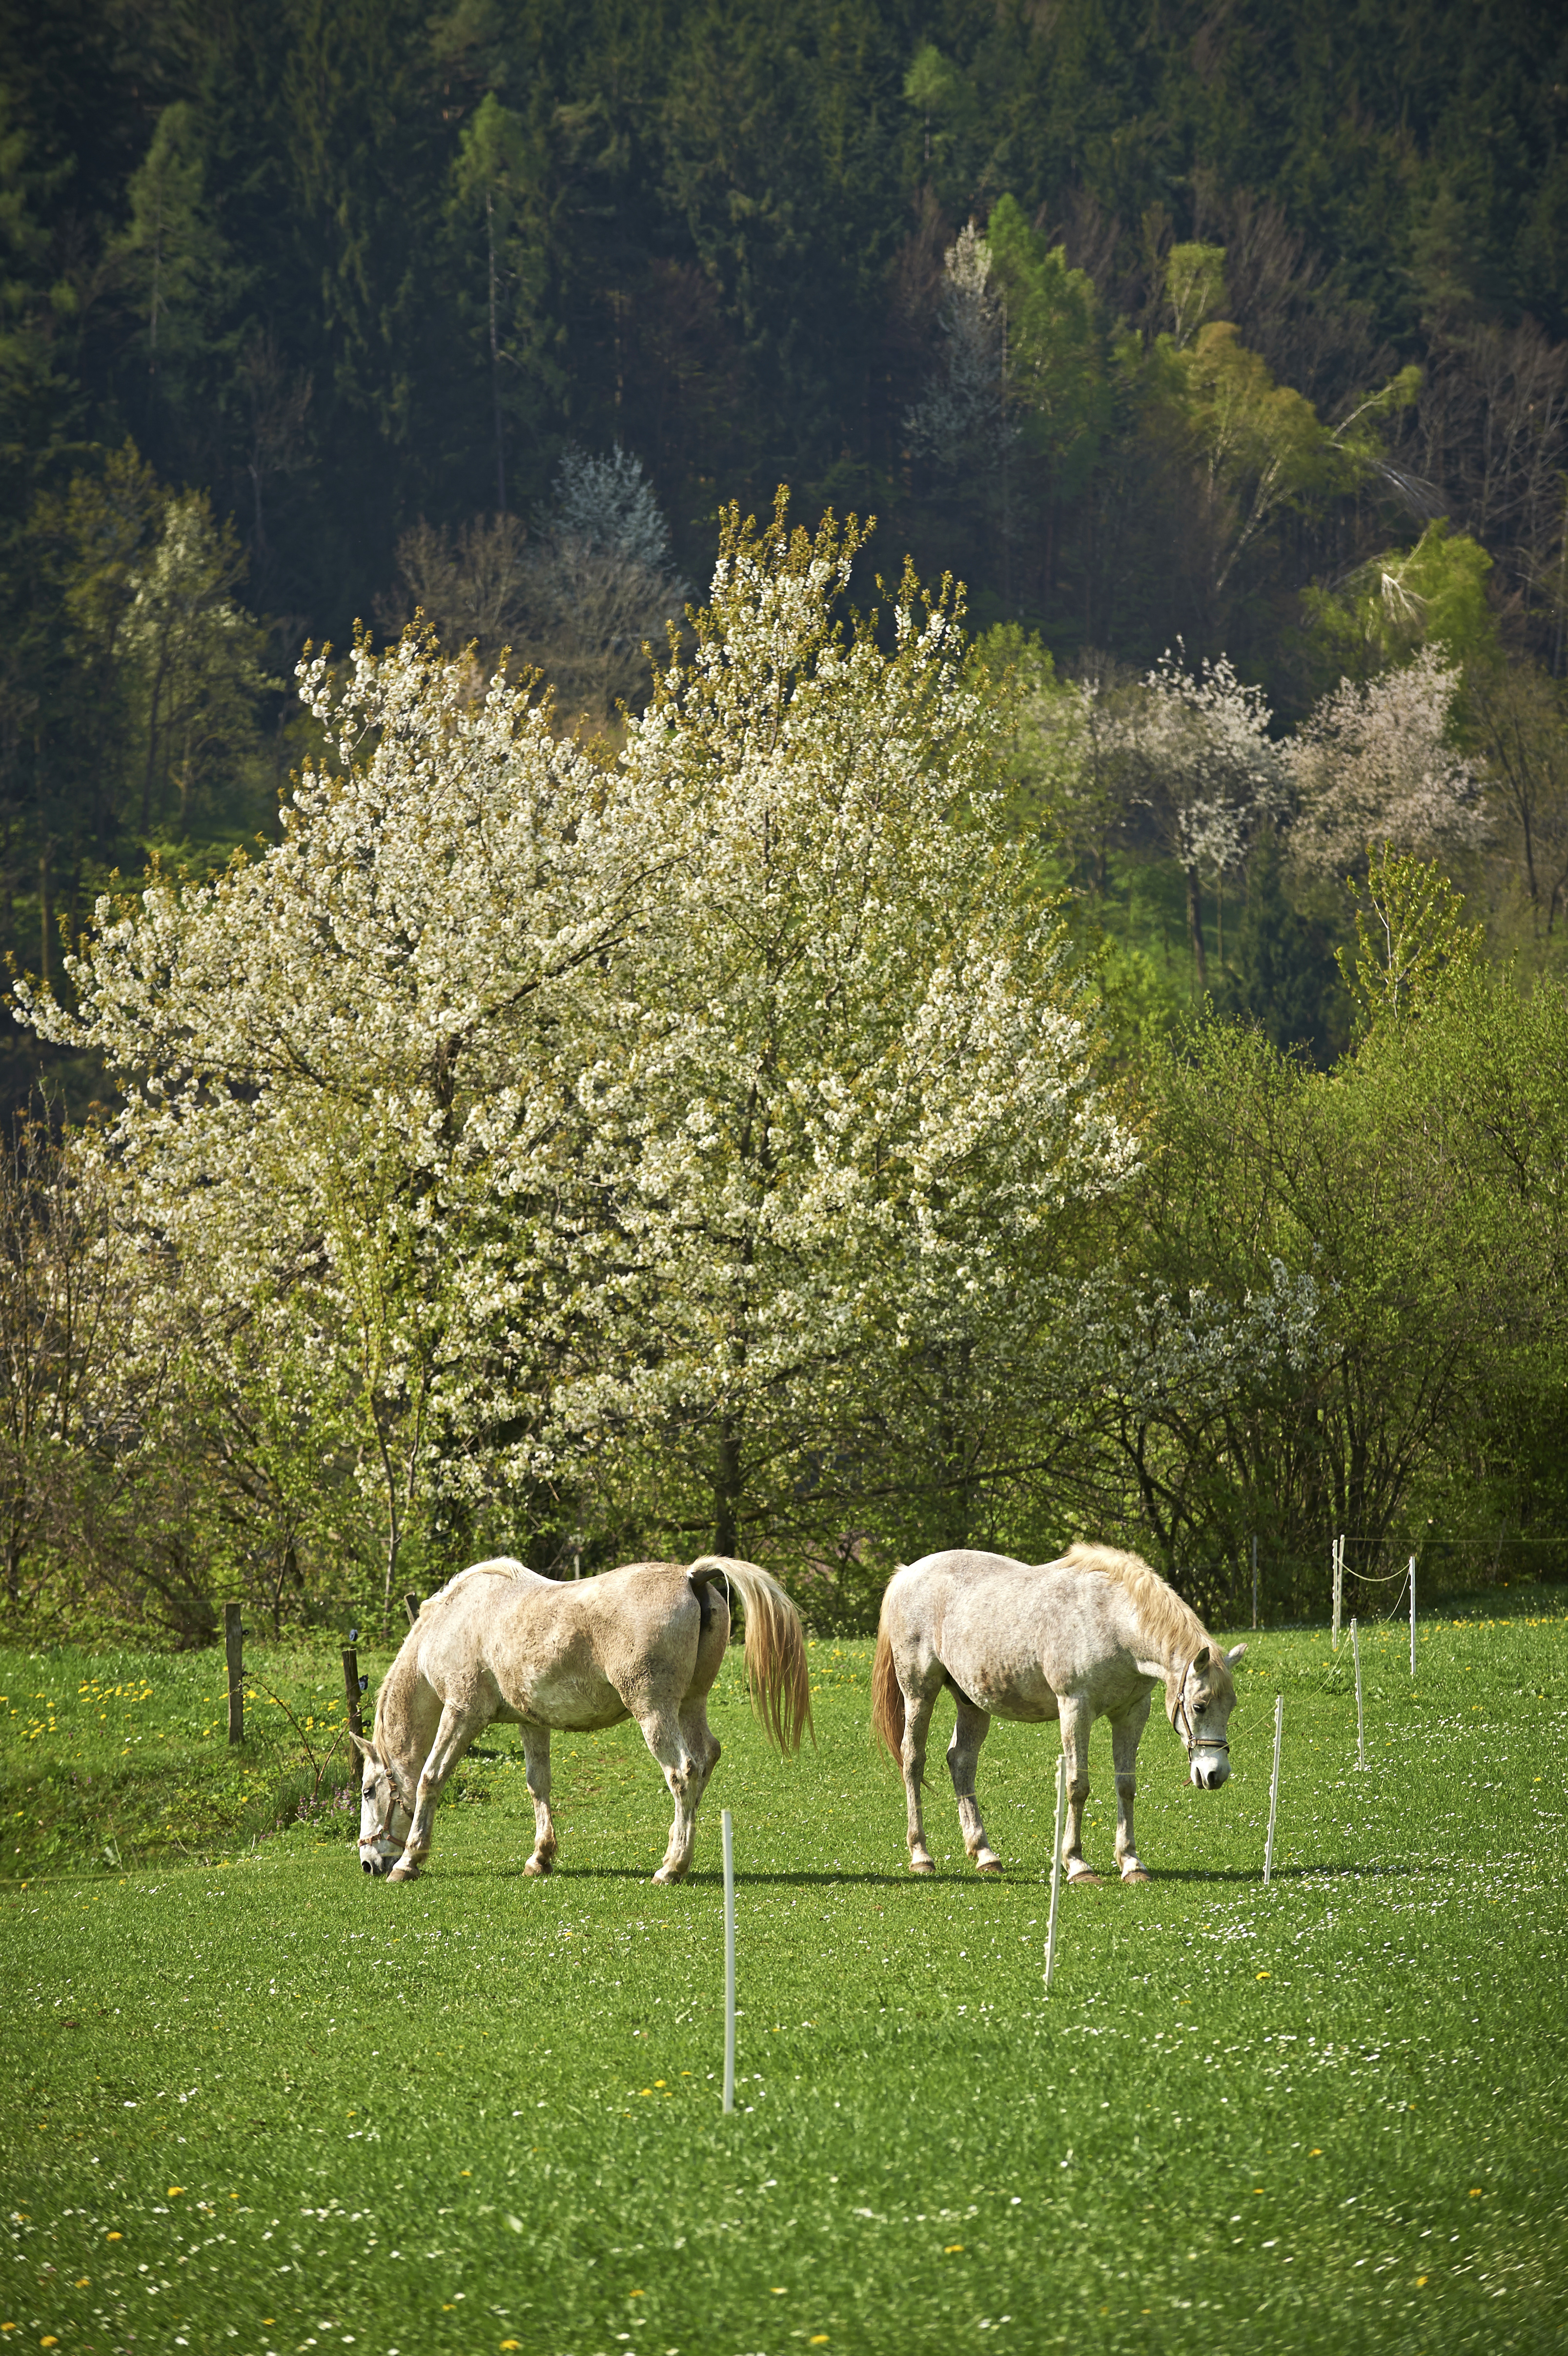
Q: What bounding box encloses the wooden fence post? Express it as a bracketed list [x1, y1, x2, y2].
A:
[225, 1602, 244, 1745]
[341, 1646, 363, 1739]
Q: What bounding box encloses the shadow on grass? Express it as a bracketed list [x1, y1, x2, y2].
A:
[413, 1855, 1423, 1893]
[1145, 1861, 1419, 1884]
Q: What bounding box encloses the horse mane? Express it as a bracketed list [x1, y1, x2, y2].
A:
[1057, 1540, 1208, 1659]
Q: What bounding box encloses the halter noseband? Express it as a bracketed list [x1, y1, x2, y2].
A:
[363, 1755, 413, 1848]
[1172, 1656, 1230, 1758]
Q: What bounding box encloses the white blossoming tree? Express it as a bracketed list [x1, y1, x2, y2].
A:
[19, 501, 1134, 1611]
[905, 222, 1011, 476]
[17, 635, 661, 1621]
[1116, 648, 1289, 989]
[558, 497, 1136, 1572]
[1286, 647, 1488, 879]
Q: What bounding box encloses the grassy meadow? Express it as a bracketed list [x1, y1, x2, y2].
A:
[3, 1597, 1567, 2355]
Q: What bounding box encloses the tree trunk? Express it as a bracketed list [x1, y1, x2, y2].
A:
[487, 191, 506, 514]
[937, 1341, 973, 1549]
[1185, 862, 1207, 994]
[713, 1420, 742, 1558]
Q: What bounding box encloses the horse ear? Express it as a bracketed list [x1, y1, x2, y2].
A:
[1224, 1642, 1247, 1665]
[1191, 1644, 1211, 1672]
[347, 1730, 373, 1763]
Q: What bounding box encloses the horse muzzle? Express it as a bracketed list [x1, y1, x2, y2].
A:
[1189, 1749, 1230, 1791]
[360, 1842, 400, 1876]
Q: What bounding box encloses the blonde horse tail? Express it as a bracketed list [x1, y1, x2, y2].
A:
[689, 1556, 813, 1757]
[871, 1589, 906, 1766]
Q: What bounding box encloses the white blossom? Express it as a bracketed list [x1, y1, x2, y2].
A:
[1133, 647, 1290, 878]
[905, 223, 1012, 471]
[1286, 648, 1488, 878]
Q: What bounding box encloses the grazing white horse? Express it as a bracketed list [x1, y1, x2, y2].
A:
[872, 1542, 1244, 1883]
[353, 1554, 811, 1884]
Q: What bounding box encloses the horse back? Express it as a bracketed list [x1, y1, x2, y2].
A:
[885, 1548, 1158, 1721]
[416, 1557, 717, 1730]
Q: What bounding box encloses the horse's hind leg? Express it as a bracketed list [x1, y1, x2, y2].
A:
[637, 1708, 707, 1885]
[520, 1724, 558, 1877]
[946, 1696, 1001, 1873]
[679, 1696, 721, 1804]
[1109, 1693, 1153, 1883]
[900, 1682, 941, 1875]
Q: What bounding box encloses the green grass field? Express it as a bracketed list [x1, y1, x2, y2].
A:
[4, 1598, 1567, 2356]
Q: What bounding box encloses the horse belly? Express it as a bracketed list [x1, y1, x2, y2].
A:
[507, 1660, 627, 1734]
[942, 1638, 1058, 1723]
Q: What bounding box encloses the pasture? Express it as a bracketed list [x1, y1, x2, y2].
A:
[3, 1598, 1567, 2355]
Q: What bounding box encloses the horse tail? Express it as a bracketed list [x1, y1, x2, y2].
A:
[689, 1556, 813, 1757]
[871, 1586, 906, 1766]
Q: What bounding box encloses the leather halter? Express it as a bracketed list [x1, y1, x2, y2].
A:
[363, 1757, 413, 1850]
[1171, 1656, 1230, 1758]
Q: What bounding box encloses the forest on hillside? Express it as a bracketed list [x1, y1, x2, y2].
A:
[1, 1, 1566, 1638]
[4, 1, 1568, 1076]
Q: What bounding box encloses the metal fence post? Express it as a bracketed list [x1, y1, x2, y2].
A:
[225, 1602, 244, 1745]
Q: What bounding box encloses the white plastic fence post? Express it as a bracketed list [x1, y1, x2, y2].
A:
[1263, 1695, 1283, 1886]
[1043, 1754, 1067, 1993]
[1351, 1615, 1366, 1770]
[722, 1808, 736, 2113]
[1409, 1555, 1417, 1679]
[1331, 1535, 1344, 1650]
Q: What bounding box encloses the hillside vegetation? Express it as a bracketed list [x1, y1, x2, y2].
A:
[1, 4, 1566, 1639]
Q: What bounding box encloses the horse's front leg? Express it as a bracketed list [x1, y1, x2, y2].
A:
[387, 1699, 487, 1882]
[1057, 1695, 1098, 1885]
[946, 1695, 1001, 1873]
[520, 1723, 557, 1876]
[1110, 1693, 1153, 1883]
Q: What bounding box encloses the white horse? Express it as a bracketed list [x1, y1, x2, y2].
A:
[872, 1542, 1244, 1882]
[353, 1554, 811, 1884]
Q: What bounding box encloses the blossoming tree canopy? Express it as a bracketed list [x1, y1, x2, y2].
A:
[557, 497, 1137, 1552]
[16, 632, 656, 1603]
[17, 499, 1135, 1571]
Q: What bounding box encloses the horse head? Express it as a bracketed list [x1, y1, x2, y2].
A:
[1172, 1642, 1245, 1789]
[350, 1731, 414, 1875]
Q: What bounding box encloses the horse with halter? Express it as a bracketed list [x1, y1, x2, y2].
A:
[353, 1554, 811, 1884]
[872, 1542, 1244, 1882]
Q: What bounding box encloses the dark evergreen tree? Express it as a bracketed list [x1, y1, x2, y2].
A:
[1220, 830, 1347, 1064]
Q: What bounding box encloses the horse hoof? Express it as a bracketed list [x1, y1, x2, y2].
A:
[523, 1854, 554, 1878]
[975, 1855, 1003, 1875]
[1066, 1867, 1101, 1886]
[1122, 1867, 1150, 1885]
[652, 1864, 685, 1885]
[387, 1863, 419, 1884]
[910, 1857, 936, 1877]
